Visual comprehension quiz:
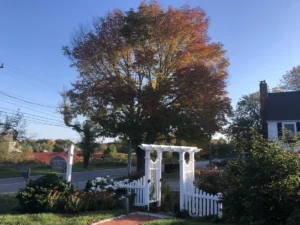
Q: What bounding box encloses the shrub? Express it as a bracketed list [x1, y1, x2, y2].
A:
[16, 173, 71, 213]
[103, 144, 118, 159]
[48, 189, 116, 213]
[286, 209, 300, 225]
[222, 133, 300, 225]
[195, 170, 224, 195]
[160, 180, 172, 211]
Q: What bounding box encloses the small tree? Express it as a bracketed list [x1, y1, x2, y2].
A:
[103, 144, 117, 159]
[278, 65, 300, 91]
[222, 131, 300, 225]
[226, 92, 260, 153]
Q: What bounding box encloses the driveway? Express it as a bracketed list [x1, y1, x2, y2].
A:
[0, 167, 129, 193]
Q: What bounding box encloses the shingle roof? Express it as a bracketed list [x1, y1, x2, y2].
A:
[267, 91, 300, 120]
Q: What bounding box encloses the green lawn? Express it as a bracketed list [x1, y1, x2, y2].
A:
[0, 193, 125, 225]
[0, 161, 128, 179]
[0, 210, 125, 225]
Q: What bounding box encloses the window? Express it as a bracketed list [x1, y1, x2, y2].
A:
[282, 122, 296, 139]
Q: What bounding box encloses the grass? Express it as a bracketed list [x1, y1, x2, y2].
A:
[145, 219, 233, 225]
[0, 161, 128, 179]
[0, 210, 125, 225]
[0, 193, 125, 225]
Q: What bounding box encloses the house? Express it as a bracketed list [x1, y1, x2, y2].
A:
[260, 80, 300, 140]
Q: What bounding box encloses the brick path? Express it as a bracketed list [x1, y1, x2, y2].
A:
[95, 214, 158, 225]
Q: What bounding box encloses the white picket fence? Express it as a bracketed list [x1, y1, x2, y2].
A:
[183, 187, 222, 218]
[118, 176, 145, 206]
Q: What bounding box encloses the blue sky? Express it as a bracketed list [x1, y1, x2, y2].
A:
[0, 0, 299, 141]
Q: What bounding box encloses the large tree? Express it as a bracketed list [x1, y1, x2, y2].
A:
[278, 65, 300, 91]
[62, 2, 231, 171]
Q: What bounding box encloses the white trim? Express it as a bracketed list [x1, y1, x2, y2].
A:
[282, 122, 297, 136]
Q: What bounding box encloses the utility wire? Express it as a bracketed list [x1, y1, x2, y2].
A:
[0, 70, 51, 90]
[0, 110, 66, 126]
[5, 64, 50, 86]
[0, 112, 68, 128]
[0, 107, 64, 124]
[0, 90, 57, 105]
[0, 98, 62, 119]
[0, 91, 58, 109]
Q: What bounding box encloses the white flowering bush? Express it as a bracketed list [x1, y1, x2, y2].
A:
[84, 175, 129, 200]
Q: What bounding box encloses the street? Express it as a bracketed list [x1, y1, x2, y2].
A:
[0, 167, 129, 193]
[0, 161, 210, 193]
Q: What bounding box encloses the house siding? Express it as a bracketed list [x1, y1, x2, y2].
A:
[267, 122, 278, 140]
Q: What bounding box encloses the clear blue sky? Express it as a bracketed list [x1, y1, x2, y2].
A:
[0, 0, 299, 141]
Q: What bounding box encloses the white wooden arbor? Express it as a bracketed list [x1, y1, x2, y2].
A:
[138, 144, 201, 210]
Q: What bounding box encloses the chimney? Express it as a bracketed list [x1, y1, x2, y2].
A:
[259, 80, 268, 138]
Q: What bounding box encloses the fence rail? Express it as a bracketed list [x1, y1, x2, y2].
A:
[118, 176, 145, 206]
[184, 187, 222, 218]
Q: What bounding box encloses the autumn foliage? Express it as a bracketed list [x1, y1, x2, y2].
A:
[62, 1, 232, 170]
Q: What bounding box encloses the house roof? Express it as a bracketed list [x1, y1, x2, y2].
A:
[267, 91, 300, 121]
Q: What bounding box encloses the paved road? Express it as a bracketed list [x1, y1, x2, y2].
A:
[0, 161, 210, 194]
[0, 168, 129, 193]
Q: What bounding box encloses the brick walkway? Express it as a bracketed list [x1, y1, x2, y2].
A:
[95, 214, 158, 225]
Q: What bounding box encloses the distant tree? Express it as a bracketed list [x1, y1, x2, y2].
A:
[0, 111, 27, 140]
[226, 92, 260, 153]
[278, 65, 300, 91]
[77, 121, 98, 167]
[62, 2, 231, 171]
[103, 144, 118, 159]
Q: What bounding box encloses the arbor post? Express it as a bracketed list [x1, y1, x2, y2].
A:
[144, 150, 150, 210]
[179, 152, 185, 210]
[66, 144, 74, 183]
[156, 150, 162, 207]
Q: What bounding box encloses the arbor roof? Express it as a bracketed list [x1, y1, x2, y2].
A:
[139, 144, 201, 153]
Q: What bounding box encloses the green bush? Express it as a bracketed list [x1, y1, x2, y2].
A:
[49, 189, 116, 213]
[103, 144, 118, 159]
[16, 173, 71, 213]
[222, 133, 300, 225]
[195, 170, 223, 195]
[160, 180, 172, 211]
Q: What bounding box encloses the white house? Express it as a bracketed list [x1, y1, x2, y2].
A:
[260, 81, 300, 143]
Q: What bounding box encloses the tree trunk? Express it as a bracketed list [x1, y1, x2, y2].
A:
[83, 151, 90, 168]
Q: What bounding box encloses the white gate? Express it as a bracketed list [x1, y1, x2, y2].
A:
[118, 176, 145, 206]
[183, 187, 222, 218]
[137, 144, 222, 218]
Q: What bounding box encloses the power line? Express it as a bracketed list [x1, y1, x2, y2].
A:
[0, 111, 68, 128]
[0, 98, 62, 119]
[0, 91, 58, 109]
[0, 107, 64, 124]
[5, 64, 49, 85]
[0, 110, 66, 126]
[0, 90, 59, 106]
[0, 70, 50, 90]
